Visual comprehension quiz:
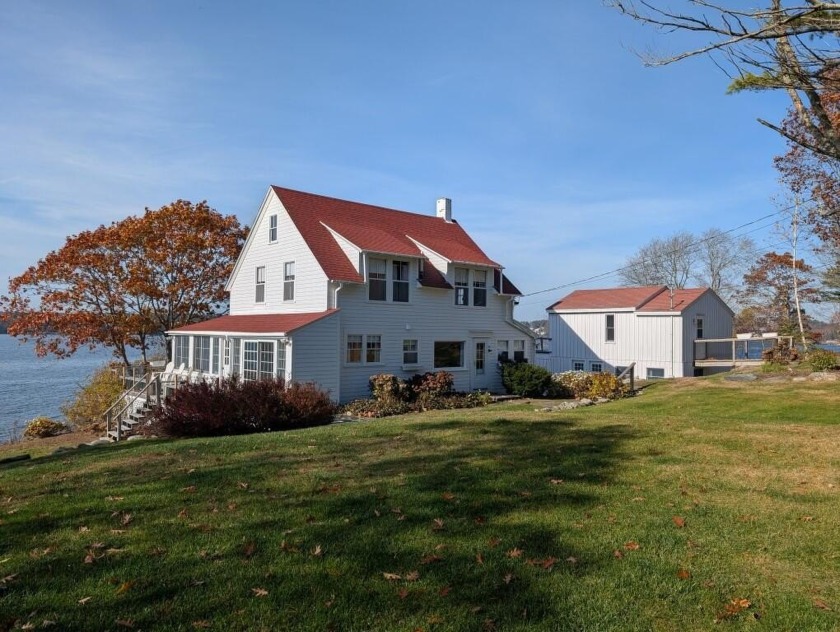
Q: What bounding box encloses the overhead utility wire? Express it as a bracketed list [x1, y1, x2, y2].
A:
[519, 200, 811, 300]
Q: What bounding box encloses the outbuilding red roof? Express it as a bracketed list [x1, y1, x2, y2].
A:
[548, 286, 709, 313]
[272, 186, 501, 283]
[168, 310, 338, 335]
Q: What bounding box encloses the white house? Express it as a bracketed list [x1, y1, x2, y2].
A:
[167, 186, 535, 402]
[536, 285, 734, 379]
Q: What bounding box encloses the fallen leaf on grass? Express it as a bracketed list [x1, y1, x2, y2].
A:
[238, 481, 249, 490]
[613, 550, 624, 559]
[503, 573, 514, 585]
[181, 485, 196, 493]
[383, 572, 402, 581]
[243, 541, 257, 559]
[507, 548, 523, 559]
[312, 544, 323, 557]
[397, 587, 410, 599]
[192, 621, 211, 629]
[178, 508, 189, 519]
[404, 571, 420, 582]
[442, 492, 456, 501]
[251, 587, 268, 597]
[623, 541, 640, 551]
[106, 496, 124, 501]
[78, 597, 92, 605]
[115, 580, 135, 595]
[421, 554, 443, 565]
[549, 479, 564, 485]
[476, 553, 484, 566]
[801, 515, 815, 522]
[672, 516, 686, 528]
[439, 586, 451, 597]
[115, 619, 134, 628]
[566, 556, 578, 566]
[813, 598, 832, 611]
[488, 537, 501, 548]
[677, 568, 691, 580]
[432, 518, 445, 531]
[715, 598, 752, 622]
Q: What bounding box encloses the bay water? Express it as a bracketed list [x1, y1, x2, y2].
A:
[0, 335, 122, 442]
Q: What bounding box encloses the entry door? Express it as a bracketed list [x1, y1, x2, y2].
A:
[472, 339, 490, 391]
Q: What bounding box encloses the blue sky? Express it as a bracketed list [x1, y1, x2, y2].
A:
[1, 1, 798, 321]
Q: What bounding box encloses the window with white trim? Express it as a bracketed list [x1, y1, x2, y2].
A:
[590, 362, 603, 373]
[605, 314, 615, 342]
[434, 341, 465, 369]
[573, 360, 585, 371]
[497, 340, 509, 362]
[473, 269, 487, 307]
[513, 340, 525, 362]
[454, 268, 469, 306]
[393, 260, 409, 302]
[255, 266, 265, 303]
[243, 341, 275, 381]
[283, 261, 295, 301]
[211, 338, 219, 374]
[403, 339, 418, 365]
[368, 257, 386, 301]
[268, 214, 278, 242]
[173, 336, 189, 368]
[192, 336, 210, 372]
[646, 367, 665, 379]
[696, 315, 704, 340]
[366, 335, 382, 363]
[346, 335, 363, 363]
[276, 342, 286, 378]
[223, 339, 230, 368]
[232, 339, 241, 376]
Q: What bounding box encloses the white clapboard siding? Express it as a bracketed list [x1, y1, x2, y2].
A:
[229, 192, 330, 314]
[289, 312, 341, 400]
[545, 290, 733, 378]
[335, 271, 530, 402]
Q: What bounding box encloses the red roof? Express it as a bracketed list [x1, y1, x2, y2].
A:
[168, 310, 338, 335]
[548, 286, 709, 313]
[272, 187, 501, 283]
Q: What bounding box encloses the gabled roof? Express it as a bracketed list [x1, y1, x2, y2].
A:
[548, 286, 713, 313]
[168, 310, 338, 335]
[271, 186, 500, 283]
[494, 269, 523, 296]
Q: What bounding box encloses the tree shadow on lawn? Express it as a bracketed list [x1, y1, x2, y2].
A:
[1, 415, 638, 631]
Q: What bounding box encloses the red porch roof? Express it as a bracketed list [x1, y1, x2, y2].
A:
[168, 310, 338, 335]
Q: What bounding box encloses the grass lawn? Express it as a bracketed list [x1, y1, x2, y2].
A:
[1, 376, 838, 631]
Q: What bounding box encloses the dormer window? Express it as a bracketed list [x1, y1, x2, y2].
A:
[368, 258, 387, 301]
[393, 260, 409, 302]
[473, 270, 487, 307]
[454, 268, 469, 306]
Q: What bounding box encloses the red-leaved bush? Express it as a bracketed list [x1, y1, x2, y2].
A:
[146, 377, 336, 438]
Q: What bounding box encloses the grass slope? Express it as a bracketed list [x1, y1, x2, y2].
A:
[1, 377, 838, 631]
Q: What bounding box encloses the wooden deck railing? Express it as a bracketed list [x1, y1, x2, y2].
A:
[694, 335, 794, 367]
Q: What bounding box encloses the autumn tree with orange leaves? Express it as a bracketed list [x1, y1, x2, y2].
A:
[0, 200, 247, 365]
[740, 251, 819, 335]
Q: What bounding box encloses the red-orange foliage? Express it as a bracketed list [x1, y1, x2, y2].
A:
[742, 251, 819, 333]
[0, 200, 246, 364]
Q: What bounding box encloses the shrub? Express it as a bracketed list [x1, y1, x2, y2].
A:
[549, 371, 592, 399]
[586, 372, 629, 399]
[61, 363, 125, 432]
[409, 371, 455, 397]
[24, 417, 69, 439]
[762, 344, 800, 365]
[342, 398, 413, 418]
[806, 348, 838, 371]
[147, 377, 336, 438]
[369, 374, 409, 403]
[501, 362, 552, 397]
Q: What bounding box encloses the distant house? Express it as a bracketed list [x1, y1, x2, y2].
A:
[167, 186, 534, 402]
[536, 285, 734, 379]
